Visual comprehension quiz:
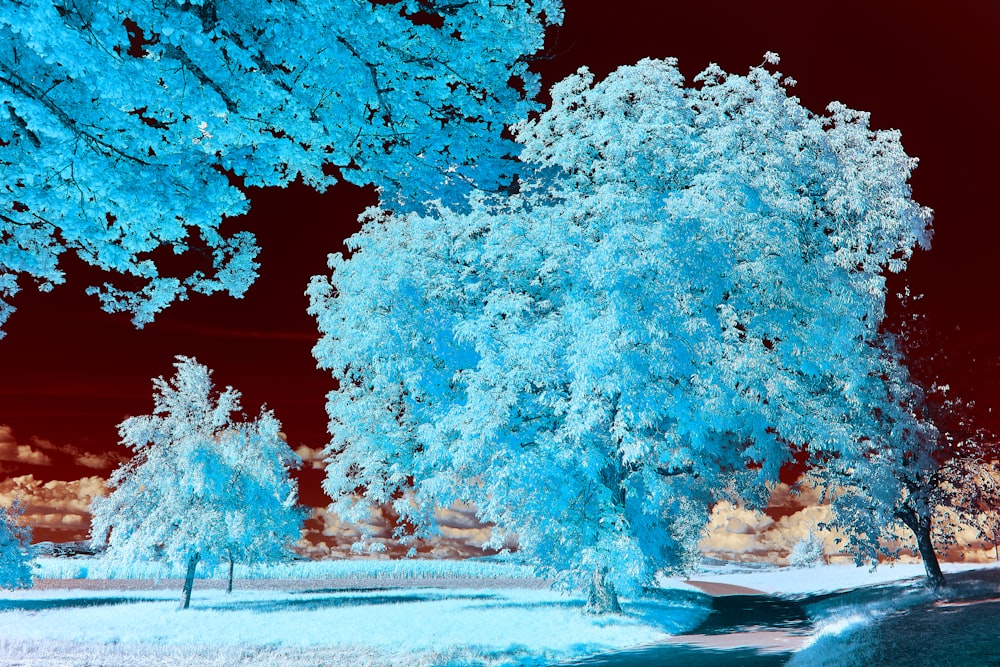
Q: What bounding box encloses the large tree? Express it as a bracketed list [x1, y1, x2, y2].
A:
[309, 56, 931, 610]
[91, 355, 304, 608]
[0, 0, 562, 335]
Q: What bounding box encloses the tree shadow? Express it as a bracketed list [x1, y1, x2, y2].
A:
[0, 597, 161, 611]
[201, 590, 498, 613]
[558, 642, 789, 667]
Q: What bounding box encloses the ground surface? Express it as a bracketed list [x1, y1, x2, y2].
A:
[3, 560, 999, 665]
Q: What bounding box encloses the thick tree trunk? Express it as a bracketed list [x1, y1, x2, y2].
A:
[900, 508, 945, 589]
[227, 557, 235, 594]
[180, 552, 200, 610]
[584, 567, 621, 614]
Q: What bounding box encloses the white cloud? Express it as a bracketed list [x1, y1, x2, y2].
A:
[74, 451, 126, 469]
[300, 502, 506, 559]
[293, 445, 327, 470]
[0, 425, 52, 465]
[0, 424, 127, 470]
[0, 474, 107, 532]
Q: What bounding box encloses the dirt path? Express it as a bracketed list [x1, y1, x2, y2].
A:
[683, 580, 766, 596]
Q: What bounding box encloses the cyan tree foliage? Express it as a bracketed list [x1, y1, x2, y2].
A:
[90, 356, 304, 589]
[0, 0, 562, 334]
[0, 500, 33, 589]
[309, 56, 932, 593]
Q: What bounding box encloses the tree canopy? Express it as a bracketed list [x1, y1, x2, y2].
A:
[90, 355, 303, 607]
[0, 0, 562, 335]
[309, 56, 932, 601]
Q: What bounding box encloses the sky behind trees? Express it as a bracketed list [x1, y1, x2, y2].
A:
[2, 0, 998, 541]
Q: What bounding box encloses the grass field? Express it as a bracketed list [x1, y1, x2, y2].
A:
[4, 558, 998, 666]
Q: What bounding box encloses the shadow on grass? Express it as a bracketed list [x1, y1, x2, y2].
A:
[558, 642, 789, 666]
[0, 597, 161, 611]
[200, 591, 499, 613]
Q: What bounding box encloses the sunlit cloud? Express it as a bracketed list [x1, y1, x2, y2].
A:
[697, 481, 1000, 565]
[0, 425, 53, 466]
[69, 448, 128, 469]
[700, 484, 849, 564]
[299, 502, 504, 559]
[0, 424, 127, 471]
[294, 444, 327, 470]
[0, 474, 107, 537]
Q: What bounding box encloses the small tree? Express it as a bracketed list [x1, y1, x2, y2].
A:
[214, 409, 308, 593]
[788, 531, 825, 568]
[0, 500, 33, 589]
[818, 342, 998, 589]
[820, 284, 1000, 589]
[91, 356, 303, 608]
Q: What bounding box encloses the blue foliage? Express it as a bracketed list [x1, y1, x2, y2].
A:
[0, 0, 561, 333]
[310, 57, 931, 593]
[91, 356, 305, 573]
[0, 500, 33, 589]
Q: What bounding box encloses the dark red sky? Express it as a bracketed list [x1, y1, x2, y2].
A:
[2, 1, 999, 507]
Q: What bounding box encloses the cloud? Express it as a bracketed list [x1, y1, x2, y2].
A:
[0, 474, 107, 537]
[700, 485, 849, 563]
[299, 501, 505, 559]
[294, 444, 327, 470]
[0, 425, 53, 466]
[435, 503, 483, 530]
[68, 448, 128, 469]
[0, 424, 127, 471]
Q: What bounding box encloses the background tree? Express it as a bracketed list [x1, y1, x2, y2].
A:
[0, 500, 33, 589]
[0, 0, 562, 335]
[897, 308, 1000, 580]
[90, 355, 303, 609]
[815, 347, 941, 585]
[896, 387, 991, 586]
[945, 458, 1000, 562]
[309, 56, 931, 611]
[810, 279, 1000, 589]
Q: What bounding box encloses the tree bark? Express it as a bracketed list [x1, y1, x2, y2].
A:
[180, 552, 200, 610]
[914, 518, 945, 589]
[584, 567, 621, 615]
[900, 508, 945, 589]
[227, 557, 235, 594]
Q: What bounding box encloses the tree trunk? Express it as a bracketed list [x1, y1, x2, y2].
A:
[913, 518, 945, 589]
[180, 552, 200, 610]
[900, 508, 945, 589]
[227, 557, 235, 594]
[584, 567, 621, 615]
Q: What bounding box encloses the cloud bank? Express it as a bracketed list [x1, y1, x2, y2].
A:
[0, 424, 127, 474]
[0, 474, 107, 541]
